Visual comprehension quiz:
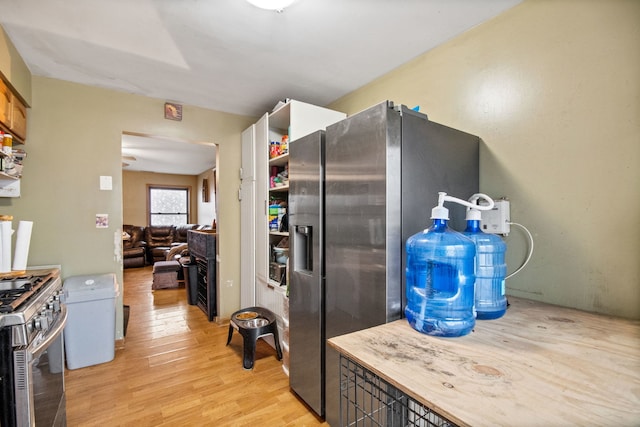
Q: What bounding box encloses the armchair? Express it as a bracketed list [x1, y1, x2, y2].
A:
[174, 224, 199, 244]
[123, 225, 146, 268]
[145, 225, 175, 264]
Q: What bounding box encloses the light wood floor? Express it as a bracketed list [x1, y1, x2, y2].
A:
[65, 266, 328, 426]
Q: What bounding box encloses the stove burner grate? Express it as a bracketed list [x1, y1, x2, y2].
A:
[0, 275, 47, 313]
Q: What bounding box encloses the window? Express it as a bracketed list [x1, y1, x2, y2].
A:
[148, 186, 190, 225]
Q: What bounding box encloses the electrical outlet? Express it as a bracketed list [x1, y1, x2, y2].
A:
[481, 199, 510, 235]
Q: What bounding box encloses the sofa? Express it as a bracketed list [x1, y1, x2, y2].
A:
[123, 225, 147, 268]
[123, 224, 212, 267]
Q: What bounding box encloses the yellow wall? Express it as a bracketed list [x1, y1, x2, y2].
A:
[122, 170, 199, 226]
[1, 76, 254, 338]
[329, 0, 640, 319]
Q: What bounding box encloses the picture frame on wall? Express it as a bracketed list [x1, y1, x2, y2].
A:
[202, 178, 209, 202]
[164, 102, 182, 121]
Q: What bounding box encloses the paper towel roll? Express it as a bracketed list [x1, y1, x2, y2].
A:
[12, 221, 32, 271]
[0, 220, 12, 273]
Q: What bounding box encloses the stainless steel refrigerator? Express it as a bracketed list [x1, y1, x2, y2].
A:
[288, 101, 479, 425]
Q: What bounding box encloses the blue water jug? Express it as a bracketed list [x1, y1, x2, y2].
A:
[463, 218, 507, 320]
[405, 212, 476, 337]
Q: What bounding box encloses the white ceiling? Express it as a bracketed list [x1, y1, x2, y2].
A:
[0, 0, 522, 175]
[121, 133, 216, 176]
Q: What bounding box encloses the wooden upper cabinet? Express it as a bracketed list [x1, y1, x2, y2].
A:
[0, 80, 10, 126]
[10, 95, 27, 141]
[0, 79, 28, 142]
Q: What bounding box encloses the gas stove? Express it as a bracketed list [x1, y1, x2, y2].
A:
[0, 267, 67, 427]
[0, 268, 63, 345]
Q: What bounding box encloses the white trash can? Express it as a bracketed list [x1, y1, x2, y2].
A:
[63, 273, 119, 370]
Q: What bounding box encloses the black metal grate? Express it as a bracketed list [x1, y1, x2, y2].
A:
[195, 258, 208, 307]
[339, 356, 457, 427]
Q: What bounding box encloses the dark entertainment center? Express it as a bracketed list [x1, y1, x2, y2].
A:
[187, 229, 217, 321]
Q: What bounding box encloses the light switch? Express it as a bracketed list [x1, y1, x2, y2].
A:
[100, 176, 112, 190]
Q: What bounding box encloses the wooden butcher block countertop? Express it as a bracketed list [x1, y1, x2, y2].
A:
[328, 297, 640, 427]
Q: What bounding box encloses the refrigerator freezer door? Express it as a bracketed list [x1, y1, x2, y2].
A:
[325, 102, 404, 337]
[324, 101, 404, 426]
[288, 131, 325, 416]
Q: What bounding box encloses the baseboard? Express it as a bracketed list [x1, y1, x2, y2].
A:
[215, 316, 230, 326]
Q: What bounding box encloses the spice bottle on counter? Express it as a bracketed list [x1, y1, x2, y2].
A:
[2, 134, 12, 156]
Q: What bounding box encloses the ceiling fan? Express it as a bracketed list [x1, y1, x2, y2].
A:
[121, 155, 136, 167]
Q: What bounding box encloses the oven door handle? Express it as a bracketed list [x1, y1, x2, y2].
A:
[28, 304, 68, 360]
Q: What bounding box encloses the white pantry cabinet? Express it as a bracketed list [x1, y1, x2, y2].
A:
[240, 100, 345, 352]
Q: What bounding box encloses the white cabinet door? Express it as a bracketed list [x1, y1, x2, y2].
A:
[254, 114, 270, 296]
[251, 102, 345, 317]
[240, 124, 256, 308]
[241, 125, 255, 181]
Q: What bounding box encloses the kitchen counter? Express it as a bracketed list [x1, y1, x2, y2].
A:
[328, 297, 640, 426]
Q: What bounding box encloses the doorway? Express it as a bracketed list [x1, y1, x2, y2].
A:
[120, 132, 219, 313]
[121, 132, 218, 227]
